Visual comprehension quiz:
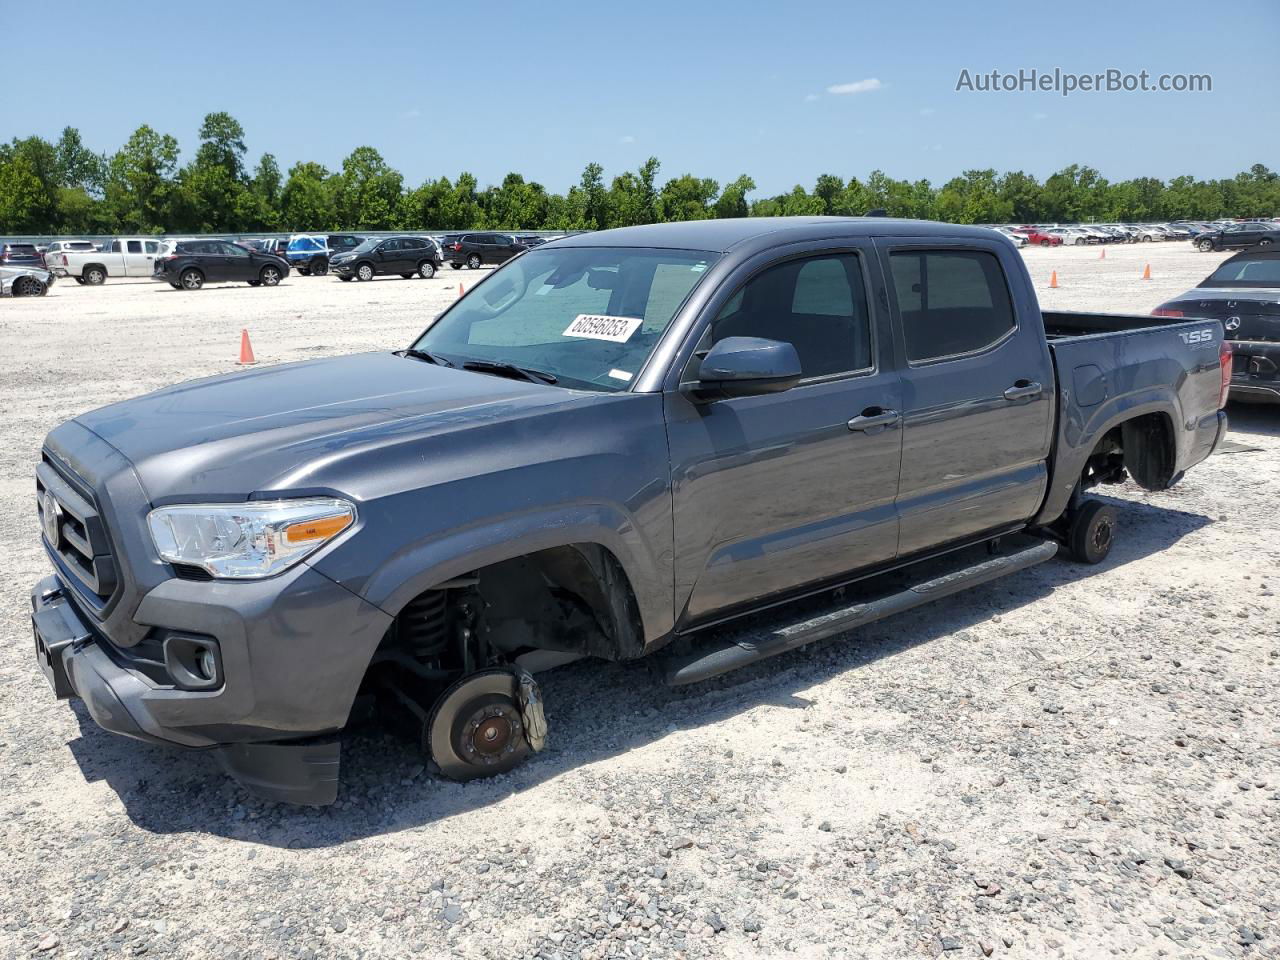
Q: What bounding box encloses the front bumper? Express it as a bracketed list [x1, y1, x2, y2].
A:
[1229, 339, 1280, 404]
[31, 562, 392, 804]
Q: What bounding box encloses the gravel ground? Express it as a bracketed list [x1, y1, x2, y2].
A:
[1, 243, 1277, 960]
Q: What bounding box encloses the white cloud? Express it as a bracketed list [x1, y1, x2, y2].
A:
[827, 78, 882, 95]
[804, 93, 820, 102]
[618, 134, 636, 144]
[919, 107, 936, 116]
[1032, 112, 1048, 121]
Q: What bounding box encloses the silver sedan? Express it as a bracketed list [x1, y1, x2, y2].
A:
[0, 264, 55, 297]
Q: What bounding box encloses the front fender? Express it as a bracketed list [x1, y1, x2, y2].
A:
[344, 502, 672, 644]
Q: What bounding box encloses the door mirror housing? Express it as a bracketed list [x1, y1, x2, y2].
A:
[686, 336, 803, 400]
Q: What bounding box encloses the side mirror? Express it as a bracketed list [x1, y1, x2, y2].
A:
[686, 336, 803, 400]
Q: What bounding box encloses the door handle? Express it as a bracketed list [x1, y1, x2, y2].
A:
[1003, 380, 1042, 401]
[848, 408, 901, 432]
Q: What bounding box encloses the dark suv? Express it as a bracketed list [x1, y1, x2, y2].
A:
[445, 232, 527, 269]
[1, 242, 46, 268]
[330, 236, 442, 282]
[326, 234, 364, 257]
[154, 240, 291, 290]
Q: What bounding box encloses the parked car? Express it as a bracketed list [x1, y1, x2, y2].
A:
[1194, 221, 1280, 252]
[516, 235, 550, 248]
[0, 263, 54, 296]
[1, 242, 47, 268]
[992, 226, 1028, 248]
[325, 234, 365, 258]
[285, 235, 332, 276]
[330, 236, 442, 281]
[1153, 248, 1280, 404]
[1127, 225, 1165, 243]
[55, 237, 165, 284]
[1049, 228, 1091, 246]
[30, 217, 1230, 804]
[153, 239, 290, 290]
[445, 232, 528, 269]
[1013, 228, 1063, 247]
[43, 240, 97, 261]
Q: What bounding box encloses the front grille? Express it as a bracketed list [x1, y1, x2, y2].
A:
[36, 455, 118, 607]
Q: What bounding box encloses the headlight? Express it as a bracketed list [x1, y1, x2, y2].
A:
[147, 498, 356, 579]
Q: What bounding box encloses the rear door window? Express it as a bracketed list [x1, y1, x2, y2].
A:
[890, 250, 1016, 363]
[127, 240, 143, 254]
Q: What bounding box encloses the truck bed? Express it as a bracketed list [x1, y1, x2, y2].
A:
[1034, 309, 1227, 527]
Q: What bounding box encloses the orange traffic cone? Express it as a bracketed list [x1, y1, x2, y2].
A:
[237, 328, 256, 365]
[1142, 263, 1151, 280]
[1099, 247, 1106, 260]
[458, 282, 465, 297]
[1049, 270, 1059, 289]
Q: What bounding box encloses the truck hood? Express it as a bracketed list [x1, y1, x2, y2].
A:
[75, 352, 582, 500]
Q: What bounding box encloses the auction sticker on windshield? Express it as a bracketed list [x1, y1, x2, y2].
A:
[563, 314, 643, 343]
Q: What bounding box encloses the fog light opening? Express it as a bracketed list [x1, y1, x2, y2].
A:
[197, 647, 217, 682]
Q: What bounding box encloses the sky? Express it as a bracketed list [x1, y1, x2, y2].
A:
[4, 0, 1277, 196]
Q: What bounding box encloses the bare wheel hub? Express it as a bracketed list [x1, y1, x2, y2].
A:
[426, 669, 532, 781]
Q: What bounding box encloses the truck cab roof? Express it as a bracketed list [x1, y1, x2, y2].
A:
[554, 216, 1007, 254]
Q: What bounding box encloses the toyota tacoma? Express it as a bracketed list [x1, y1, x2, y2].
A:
[31, 218, 1230, 804]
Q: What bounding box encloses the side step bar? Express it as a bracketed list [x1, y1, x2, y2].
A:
[662, 537, 1059, 686]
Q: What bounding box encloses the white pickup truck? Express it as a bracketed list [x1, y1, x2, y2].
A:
[56, 238, 167, 285]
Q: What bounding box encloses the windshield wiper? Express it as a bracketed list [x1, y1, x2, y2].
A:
[401, 348, 454, 367]
[461, 359, 558, 385]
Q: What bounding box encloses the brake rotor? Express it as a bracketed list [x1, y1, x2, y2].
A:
[426, 669, 531, 781]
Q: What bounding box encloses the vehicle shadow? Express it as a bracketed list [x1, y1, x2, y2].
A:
[65, 494, 1212, 848]
[1225, 401, 1280, 438]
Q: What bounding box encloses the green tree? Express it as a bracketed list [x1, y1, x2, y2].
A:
[194, 112, 248, 179]
[104, 125, 180, 232]
[935, 169, 1012, 224]
[713, 174, 755, 218]
[280, 161, 336, 230]
[0, 154, 49, 232]
[333, 146, 403, 229]
[659, 174, 718, 221]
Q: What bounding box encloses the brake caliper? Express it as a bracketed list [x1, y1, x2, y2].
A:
[516, 670, 548, 752]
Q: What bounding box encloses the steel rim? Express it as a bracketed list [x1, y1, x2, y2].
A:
[420, 262, 434, 278]
[468, 255, 480, 269]
[182, 272, 201, 289]
[1092, 517, 1112, 553]
[262, 268, 279, 285]
[358, 265, 372, 281]
[88, 269, 103, 283]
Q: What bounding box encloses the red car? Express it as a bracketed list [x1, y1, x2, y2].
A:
[1013, 228, 1063, 247]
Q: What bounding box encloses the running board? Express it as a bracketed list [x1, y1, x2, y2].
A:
[661, 537, 1059, 686]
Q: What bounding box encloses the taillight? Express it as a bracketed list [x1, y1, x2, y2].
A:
[1218, 339, 1232, 408]
[452, 242, 461, 251]
[1151, 308, 1184, 318]
[61, 254, 68, 265]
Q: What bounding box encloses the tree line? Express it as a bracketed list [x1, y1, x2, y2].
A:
[1, 112, 1277, 237]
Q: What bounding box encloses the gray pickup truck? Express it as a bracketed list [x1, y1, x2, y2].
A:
[31, 218, 1229, 804]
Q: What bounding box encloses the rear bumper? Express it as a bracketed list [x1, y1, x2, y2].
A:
[1229, 339, 1280, 403]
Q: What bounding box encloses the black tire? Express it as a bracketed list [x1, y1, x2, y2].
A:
[248, 280, 260, 287]
[83, 265, 106, 285]
[449, 262, 462, 270]
[356, 262, 374, 282]
[1198, 239, 1215, 252]
[1040, 240, 1050, 247]
[73, 276, 86, 285]
[13, 275, 47, 296]
[1141, 235, 1152, 242]
[169, 282, 182, 289]
[399, 272, 414, 279]
[179, 268, 204, 291]
[259, 265, 282, 286]
[310, 256, 329, 277]
[467, 253, 481, 269]
[339, 275, 353, 282]
[417, 260, 436, 279]
[1067, 500, 1116, 565]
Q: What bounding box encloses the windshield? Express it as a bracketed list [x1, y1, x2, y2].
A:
[351, 238, 381, 253]
[412, 246, 718, 391]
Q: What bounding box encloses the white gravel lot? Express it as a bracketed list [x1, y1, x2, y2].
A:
[0, 242, 1277, 960]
